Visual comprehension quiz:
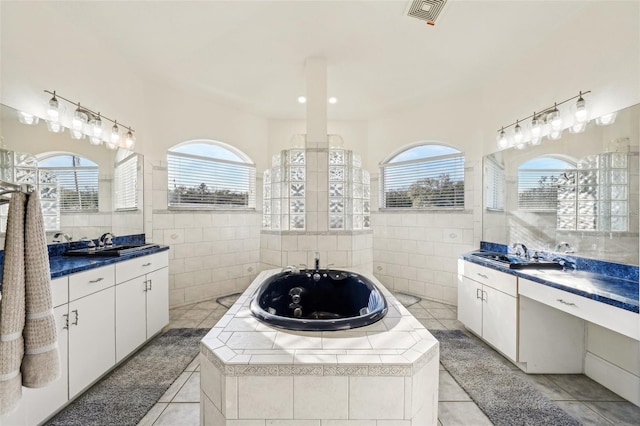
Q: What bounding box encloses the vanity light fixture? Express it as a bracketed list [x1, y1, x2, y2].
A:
[595, 111, 617, 126]
[40, 89, 136, 150]
[496, 90, 591, 150]
[18, 111, 39, 125]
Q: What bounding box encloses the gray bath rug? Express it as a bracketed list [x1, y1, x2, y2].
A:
[217, 292, 241, 309]
[393, 291, 422, 307]
[432, 330, 582, 426]
[45, 328, 209, 426]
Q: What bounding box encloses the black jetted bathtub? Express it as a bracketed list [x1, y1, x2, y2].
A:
[250, 269, 388, 331]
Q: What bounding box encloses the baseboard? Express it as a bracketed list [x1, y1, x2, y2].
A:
[585, 352, 640, 407]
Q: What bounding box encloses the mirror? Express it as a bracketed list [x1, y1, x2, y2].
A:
[0, 103, 144, 243]
[483, 103, 639, 265]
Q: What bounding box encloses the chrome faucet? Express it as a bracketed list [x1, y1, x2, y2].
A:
[512, 242, 529, 259]
[282, 265, 300, 274]
[53, 232, 72, 243]
[99, 232, 115, 247]
[554, 241, 575, 253]
[314, 251, 320, 271]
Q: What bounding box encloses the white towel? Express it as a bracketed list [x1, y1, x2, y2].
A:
[21, 191, 60, 387]
[0, 192, 27, 415]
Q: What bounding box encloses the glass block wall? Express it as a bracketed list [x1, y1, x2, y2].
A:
[0, 149, 60, 232]
[263, 148, 306, 230]
[262, 144, 370, 232]
[328, 148, 371, 230]
[556, 152, 629, 232]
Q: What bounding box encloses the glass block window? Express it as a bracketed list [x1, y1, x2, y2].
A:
[518, 157, 574, 211]
[0, 149, 60, 232]
[38, 154, 99, 212]
[263, 148, 306, 230]
[380, 144, 464, 209]
[168, 141, 256, 208]
[328, 149, 370, 230]
[114, 153, 138, 210]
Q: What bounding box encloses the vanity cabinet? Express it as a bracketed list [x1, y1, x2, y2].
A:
[67, 265, 116, 397]
[115, 251, 169, 362]
[457, 260, 518, 361]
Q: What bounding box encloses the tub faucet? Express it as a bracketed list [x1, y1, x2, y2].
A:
[554, 241, 575, 253]
[512, 242, 529, 259]
[282, 265, 300, 274]
[53, 232, 72, 243]
[314, 252, 320, 271]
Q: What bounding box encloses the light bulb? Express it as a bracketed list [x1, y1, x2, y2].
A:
[46, 120, 65, 133]
[530, 137, 542, 146]
[569, 121, 587, 134]
[70, 129, 85, 140]
[514, 141, 526, 150]
[89, 136, 102, 146]
[548, 104, 563, 131]
[513, 121, 523, 144]
[574, 93, 588, 123]
[72, 105, 87, 131]
[496, 128, 508, 150]
[548, 129, 563, 140]
[328, 97, 338, 104]
[18, 111, 39, 125]
[105, 140, 117, 150]
[110, 123, 120, 143]
[530, 113, 542, 138]
[297, 96, 306, 104]
[47, 92, 59, 120]
[124, 129, 135, 149]
[91, 114, 103, 137]
[595, 112, 617, 126]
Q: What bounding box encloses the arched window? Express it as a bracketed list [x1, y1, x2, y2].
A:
[517, 157, 575, 211]
[38, 153, 99, 211]
[167, 140, 256, 208]
[380, 144, 465, 209]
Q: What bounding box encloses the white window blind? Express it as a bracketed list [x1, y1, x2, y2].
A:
[485, 158, 504, 211]
[114, 154, 138, 210]
[168, 150, 256, 208]
[381, 152, 465, 209]
[38, 155, 99, 212]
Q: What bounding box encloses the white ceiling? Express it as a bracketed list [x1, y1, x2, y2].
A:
[33, 1, 604, 120]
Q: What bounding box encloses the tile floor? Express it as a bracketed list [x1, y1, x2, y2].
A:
[139, 295, 640, 426]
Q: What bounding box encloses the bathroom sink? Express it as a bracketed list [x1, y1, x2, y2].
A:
[64, 243, 159, 257]
[470, 251, 563, 270]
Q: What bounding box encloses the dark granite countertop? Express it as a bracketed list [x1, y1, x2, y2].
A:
[0, 234, 169, 289]
[461, 251, 639, 314]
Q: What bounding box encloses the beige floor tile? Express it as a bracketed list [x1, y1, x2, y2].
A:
[137, 402, 168, 426]
[153, 402, 200, 426]
[517, 373, 575, 401]
[585, 401, 640, 425]
[184, 354, 200, 372]
[406, 306, 433, 319]
[438, 371, 472, 402]
[426, 308, 457, 320]
[547, 375, 625, 401]
[438, 401, 492, 426]
[439, 319, 465, 330]
[173, 372, 201, 403]
[158, 372, 192, 403]
[555, 401, 614, 425]
[418, 318, 446, 330]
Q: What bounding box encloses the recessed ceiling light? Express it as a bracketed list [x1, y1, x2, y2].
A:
[297, 96, 306, 104]
[328, 97, 338, 104]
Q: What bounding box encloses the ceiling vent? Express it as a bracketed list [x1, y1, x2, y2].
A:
[406, 0, 449, 26]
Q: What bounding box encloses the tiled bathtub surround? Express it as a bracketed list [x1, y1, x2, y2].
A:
[199, 269, 440, 425]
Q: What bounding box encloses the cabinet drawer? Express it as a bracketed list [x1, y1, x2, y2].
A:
[51, 276, 68, 307]
[461, 261, 518, 297]
[116, 251, 169, 284]
[519, 278, 639, 340]
[69, 265, 115, 301]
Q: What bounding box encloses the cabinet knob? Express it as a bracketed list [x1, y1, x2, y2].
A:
[63, 313, 69, 330]
[71, 309, 79, 325]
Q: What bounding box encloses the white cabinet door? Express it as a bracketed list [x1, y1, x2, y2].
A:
[115, 276, 147, 362]
[482, 285, 518, 361]
[1, 305, 69, 426]
[68, 286, 116, 398]
[146, 267, 169, 337]
[457, 275, 483, 336]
